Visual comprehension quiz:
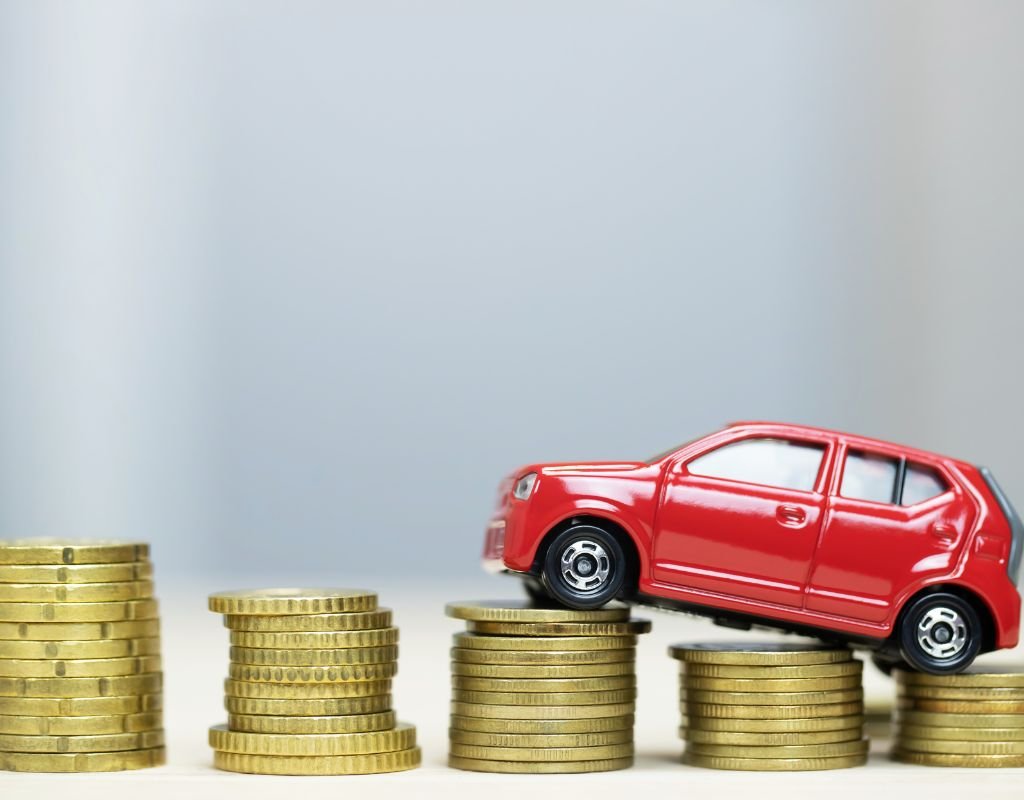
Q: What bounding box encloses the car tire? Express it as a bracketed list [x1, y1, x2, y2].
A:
[541, 524, 626, 610]
[898, 592, 982, 674]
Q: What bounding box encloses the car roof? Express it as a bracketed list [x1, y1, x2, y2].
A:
[725, 420, 963, 465]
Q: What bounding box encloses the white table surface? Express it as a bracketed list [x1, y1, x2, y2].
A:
[3, 577, 1023, 800]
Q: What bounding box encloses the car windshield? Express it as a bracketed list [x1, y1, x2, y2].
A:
[646, 435, 704, 464]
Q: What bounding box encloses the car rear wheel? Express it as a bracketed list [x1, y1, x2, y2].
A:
[541, 524, 626, 609]
[898, 592, 982, 674]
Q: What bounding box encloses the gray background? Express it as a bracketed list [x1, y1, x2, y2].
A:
[1, 1, 1021, 582]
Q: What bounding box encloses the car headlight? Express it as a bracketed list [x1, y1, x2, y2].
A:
[512, 472, 538, 501]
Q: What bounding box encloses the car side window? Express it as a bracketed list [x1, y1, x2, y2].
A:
[687, 438, 824, 492]
[841, 451, 898, 504]
[902, 462, 948, 506]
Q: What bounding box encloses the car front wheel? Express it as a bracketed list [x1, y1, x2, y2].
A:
[898, 592, 982, 674]
[541, 524, 626, 609]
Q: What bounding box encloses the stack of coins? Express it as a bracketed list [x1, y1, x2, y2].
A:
[892, 668, 1024, 767]
[0, 538, 165, 773]
[208, 588, 420, 775]
[445, 600, 650, 774]
[671, 642, 869, 771]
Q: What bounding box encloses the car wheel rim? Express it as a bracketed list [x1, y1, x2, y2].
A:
[559, 539, 611, 593]
[916, 606, 968, 660]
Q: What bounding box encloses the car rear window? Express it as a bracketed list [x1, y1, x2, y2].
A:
[840, 451, 949, 506]
[902, 463, 948, 505]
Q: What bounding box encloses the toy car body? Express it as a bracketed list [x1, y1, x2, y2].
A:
[483, 422, 1023, 673]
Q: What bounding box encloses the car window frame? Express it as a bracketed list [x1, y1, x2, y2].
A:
[831, 442, 957, 510]
[676, 433, 834, 496]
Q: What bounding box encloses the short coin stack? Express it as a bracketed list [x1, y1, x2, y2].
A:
[671, 642, 869, 771]
[208, 588, 420, 775]
[445, 600, 650, 774]
[892, 668, 1024, 767]
[0, 538, 165, 773]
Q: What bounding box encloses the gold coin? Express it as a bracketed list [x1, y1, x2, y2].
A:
[0, 655, 162, 678]
[224, 610, 392, 632]
[682, 714, 864, 733]
[224, 694, 391, 716]
[0, 729, 164, 753]
[682, 661, 863, 680]
[898, 698, 1024, 714]
[0, 746, 165, 772]
[453, 633, 637, 651]
[0, 711, 162, 736]
[683, 701, 864, 720]
[0, 693, 162, 716]
[688, 738, 869, 759]
[208, 588, 377, 615]
[0, 672, 162, 698]
[452, 675, 636, 693]
[448, 754, 632, 773]
[896, 737, 1024, 755]
[451, 647, 634, 666]
[898, 685, 1024, 701]
[449, 714, 634, 734]
[682, 688, 863, 706]
[452, 661, 635, 679]
[0, 599, 158, 623]
[213, 746, 421, 775]
[227, 662, 397, 684]
[224, 678, 391, 699]
[684, 728, 862, 746]
[453, 688, 637, 706]
[670, 643, 852, 666]
[229, 628, 399, 649]
[449, 741, 633, 762]
[0, 581, 155, 603]
[891, 749, 1024, 767]
[466, 620, 651, 637]
[894, 668, 1024, 688]
[683, 751, 866, 771]
[229, 644, 398, 666]
[0, 540, 150, 566]
[210, 721, 415, 756]
[0, 562, 153, 584]
[228, 711, 396, 735]
[0, 637, 160, 660]
[682, 675, 861, 693]
[0, 619, 160, 641]
[450, 701, 635, 720]
[897, 724, 1024, 742]
[449, 728, 632, 748]
[445, 600, 631, 623]
[895, 710, 1024, 729]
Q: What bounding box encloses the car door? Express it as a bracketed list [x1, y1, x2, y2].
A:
[652, 434, 833, 608]
[805, 444, 973, 623]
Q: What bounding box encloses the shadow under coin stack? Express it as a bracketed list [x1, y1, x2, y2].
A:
[672, 642, 868, 771]
[892, 667, 1024, 767]
[208, 588, 420, 775]
[445, 600, 650, 774]
[0, 538, 165, 773]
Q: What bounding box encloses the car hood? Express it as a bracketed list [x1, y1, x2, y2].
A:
[530, 461, 648, 476]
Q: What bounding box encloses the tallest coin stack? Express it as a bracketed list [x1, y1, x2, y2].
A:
[0, 539, 165, 773]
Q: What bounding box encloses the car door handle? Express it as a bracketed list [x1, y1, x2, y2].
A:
[776, 504, 807, 528]
[930, 523, 957, 542]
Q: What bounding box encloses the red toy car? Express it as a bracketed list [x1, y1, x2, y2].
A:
[483, 422, 1022, 674]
